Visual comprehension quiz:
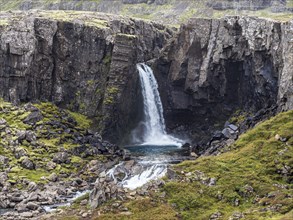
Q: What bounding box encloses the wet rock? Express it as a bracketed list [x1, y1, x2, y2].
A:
[166, 168, 178, 180]
[21, 156, 35, 170]
[123, 149, 131, 161]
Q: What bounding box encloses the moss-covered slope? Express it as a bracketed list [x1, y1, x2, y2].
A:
[0, 99, 115, 187]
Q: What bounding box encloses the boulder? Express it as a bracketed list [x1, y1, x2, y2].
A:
[23, 111, 43, 124]
[21, 157, 35, 170]
[53, 152, 70, 164]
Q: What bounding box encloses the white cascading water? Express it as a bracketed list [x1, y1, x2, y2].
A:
[134, 63, 183, 146]
[105, 64, 185, 190]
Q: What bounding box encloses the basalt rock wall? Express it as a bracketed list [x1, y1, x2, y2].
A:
[154, 16, 293, 140]
[0, 12, 174, 143]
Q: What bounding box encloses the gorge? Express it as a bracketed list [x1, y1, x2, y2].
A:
[0, 5, 292, 220]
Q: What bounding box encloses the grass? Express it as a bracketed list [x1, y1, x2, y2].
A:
[68, 110, 291, 220]
[163, 110, 293, 219]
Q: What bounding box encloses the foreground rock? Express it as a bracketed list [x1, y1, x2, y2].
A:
[0, 101, 126, 219]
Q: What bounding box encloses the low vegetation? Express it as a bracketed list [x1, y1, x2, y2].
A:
[87, 110, 292, 220]
[0, 100, 98, 186]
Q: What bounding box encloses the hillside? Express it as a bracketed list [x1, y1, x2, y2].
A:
[0, 0, 293, 24]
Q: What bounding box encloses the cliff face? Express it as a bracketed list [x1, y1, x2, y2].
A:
[154, 16, 293, 139]
[0, 11, 174, 143]
[0, 11, 292, 143]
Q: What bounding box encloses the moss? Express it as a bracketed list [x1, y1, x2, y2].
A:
[102, 54, 112, 66]
[84, 18, 108, 28]
[95, 197, 177, 220]
[67, 110, 92, 129]
[0, 18, 9, 26]
[107, 86, 119, 95]
[163, 110, 293, 219]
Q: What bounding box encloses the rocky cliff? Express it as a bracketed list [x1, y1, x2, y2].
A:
[153, 16, 293, 141]
[0, 11, 292, 144]
[0, 11, 174, 143]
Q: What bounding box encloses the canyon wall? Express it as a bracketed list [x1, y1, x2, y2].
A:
[0, 11, 292, 143]
[0, 12, 174, 143]
[153, 16, 293, 140]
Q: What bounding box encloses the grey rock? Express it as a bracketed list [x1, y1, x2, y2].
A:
[16, 130, 26, 141]
[25, 131, 36, 142]
[14, 147, 28, 159]
[26, 202, 39, 210]
[20, 212, 33, 218]
[0, 155, 9, 165]
[0, 118, 7, 125]
[228, 124, 238, 131]
[48, 173, 58, 182]
[27, 182, 38, 192]
[23, 111, 43, 124]
[21, 156, 35, 170]
[53, 152, 70, 164]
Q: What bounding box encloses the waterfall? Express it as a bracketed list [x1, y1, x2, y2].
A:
[132, 63, 183, 146]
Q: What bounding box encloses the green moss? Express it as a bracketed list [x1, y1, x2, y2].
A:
[102, 54, 112, 66]
[107, 86, 119, 95]
[84, 18, 108, 28]
[96, 198, 177, 220]
[67, 110, 92, 129]
[0, 18, 9, 26]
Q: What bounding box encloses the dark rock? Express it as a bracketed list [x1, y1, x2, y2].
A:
[53, 152, 70, 164]
[25, 131, 36, 142]
[23, 103, 39, 112]
[23, 111, 43, 124]
[122, 149, 131, 161]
